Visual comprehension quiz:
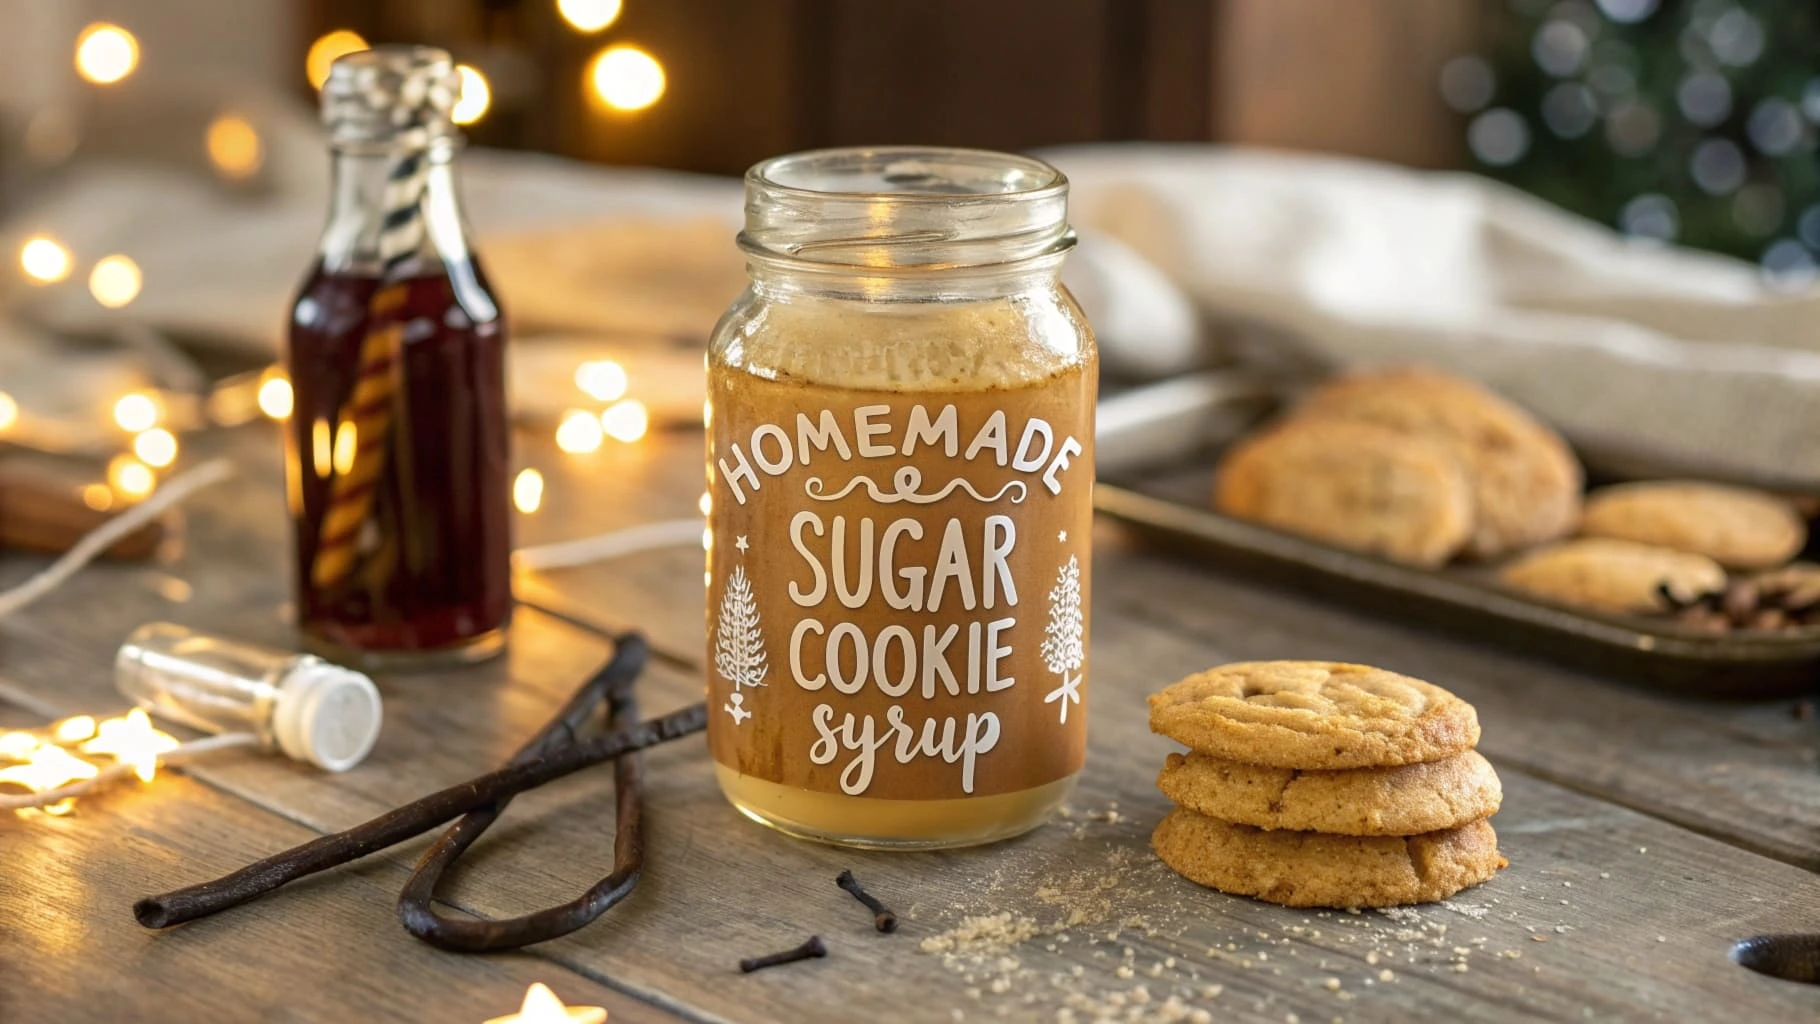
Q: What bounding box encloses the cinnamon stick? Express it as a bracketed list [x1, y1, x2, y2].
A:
[135, 693, 705, 929]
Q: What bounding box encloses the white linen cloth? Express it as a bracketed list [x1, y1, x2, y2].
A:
[1047, 144, 1820, 487]
[5, 112, 1818, 486]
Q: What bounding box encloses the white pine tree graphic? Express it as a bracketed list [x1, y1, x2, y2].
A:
[715, 564, 769, 719]
[1041, 555, 1085, 724]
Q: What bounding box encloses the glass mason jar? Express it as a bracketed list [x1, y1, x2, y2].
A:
[706, 147, 1096, 849]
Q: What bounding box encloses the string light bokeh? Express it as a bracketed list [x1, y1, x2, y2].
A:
[0, 11, 672, 528]
[1458, 0, 1820, 280]
[589, 45, 666, 112]
[74, 23, 139, 85]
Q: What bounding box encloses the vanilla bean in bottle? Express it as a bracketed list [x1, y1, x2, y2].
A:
[707, 148, 1096, 848]
[286, 46, 512, 667]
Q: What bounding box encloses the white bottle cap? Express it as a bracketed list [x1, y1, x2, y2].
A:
[273, 659, 383, 772]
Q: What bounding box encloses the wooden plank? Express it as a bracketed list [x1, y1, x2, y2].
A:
[0, 704, 680, 1024]
[6, 427, 1820, 1021]
[9, 426, 1818, 872]
[18, 609, 1810, 1023]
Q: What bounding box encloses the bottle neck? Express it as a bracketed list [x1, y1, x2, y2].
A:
[318, 141, 472, 276]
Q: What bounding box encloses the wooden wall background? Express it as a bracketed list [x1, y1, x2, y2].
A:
[304, 0, 1479, 174]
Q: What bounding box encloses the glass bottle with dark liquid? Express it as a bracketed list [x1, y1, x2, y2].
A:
[286, 46, 512, 667]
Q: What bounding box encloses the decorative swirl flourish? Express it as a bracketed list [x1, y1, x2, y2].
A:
[805, 466, 1027, 505]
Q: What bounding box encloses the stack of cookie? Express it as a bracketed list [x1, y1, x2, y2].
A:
[1148, 661, 1505, 909]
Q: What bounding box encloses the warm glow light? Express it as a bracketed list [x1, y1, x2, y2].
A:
[574, 360, 629, 402]
[557, 0, 623, 33]
[332, 421, 359, 476]
[134, 428, 178, 468]
[53, 716, 97, 744]
[206, 115, 264, 179]
[702, 398, 712, 427]
[113, 393, 160, 432]
[702, 526, 713, 551]
[82, 709, 178, 783]
[556, 410, 604, 453]
[698, 491, 711, 516]
[453, 65, 491, 126]
[483, 982, 608, 1024]
[0, 392, 17, 432]
[514, 468, 545, 514]
[109, 456, 155, 500]
[312, 418, 333, 477]
[21, 236, 72, 283]
[258, 371, 294, 419]
[306, 30, 368, 90]
[601, 399, 649, 443]
[0, 744, 98, 796]
[589, 45, 666, 112]
[89, 254, 142, 308]
[0, 732, 38, 760]
[75, 23, 139, 85]
[81, 484, 114, 511]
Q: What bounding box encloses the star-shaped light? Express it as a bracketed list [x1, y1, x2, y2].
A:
[1058, 530, 1067, 542]
[483, 983, 607, 1024]
[80, 708, 179, 782]
[734, 535, 750, 553]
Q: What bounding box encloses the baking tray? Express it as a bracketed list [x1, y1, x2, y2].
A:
[1092, 372, 1820, 700]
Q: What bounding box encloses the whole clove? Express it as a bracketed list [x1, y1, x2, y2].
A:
[1655, 571, 1820, 634]
[836, 869, 899, 933]
[740, 935, 828, 974]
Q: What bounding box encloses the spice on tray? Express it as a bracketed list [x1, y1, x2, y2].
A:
[1654, 573, 1820, 632]
[836, 869, 898, 933]
[740, 935, 829, 974]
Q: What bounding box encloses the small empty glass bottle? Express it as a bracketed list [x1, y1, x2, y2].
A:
[115, 623, 383, 772]
[286, 45, 513, 667]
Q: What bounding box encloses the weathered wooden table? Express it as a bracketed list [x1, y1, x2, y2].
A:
[3, 425, 1818, 1023]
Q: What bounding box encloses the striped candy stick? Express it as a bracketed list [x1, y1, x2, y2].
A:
[311, 65, 452, 591]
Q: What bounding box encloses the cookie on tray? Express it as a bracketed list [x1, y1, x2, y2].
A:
[1299, 367, 1583, 559]
[1147, 661, 1480, 770]
[1497, 537, 1727, 615]
[1157, 749, 1502, 836]
[1151, 808, 1505, 908]
[1579, 480, 1806, 571]
[1213, 415, 1473, 567]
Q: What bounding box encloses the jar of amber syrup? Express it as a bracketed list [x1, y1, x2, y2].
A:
[706, 148, 1096, 848]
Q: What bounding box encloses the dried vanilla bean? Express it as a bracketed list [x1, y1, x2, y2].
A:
[135, 634, 705, 931]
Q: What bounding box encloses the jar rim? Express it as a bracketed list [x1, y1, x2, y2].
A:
[741, 146, 1071, 271]
[747, 146, 1067, 203]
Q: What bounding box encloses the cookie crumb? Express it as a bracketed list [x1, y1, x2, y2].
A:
[1323, 978, 1341, 991]
[1365, 952, 1379, 965]
[1656, 935, 1666, 943]
[1115, 965, 1134, 980]
[1599, 873, 1609, 879]
[1451, 963, 1469, 974]
[1378, 969, 1395, 983]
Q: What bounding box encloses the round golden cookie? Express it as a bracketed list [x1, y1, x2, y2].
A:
[1579, 480, 1806, 570]
[1497, 537, 1726, 614]
[1214, 415, 1473, 567]
[1157, 749, 1502, 836]
[1300, 367, 1583, 559]
[1147, 662, 1480, 769]
[1151, 808, 1505, 909]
